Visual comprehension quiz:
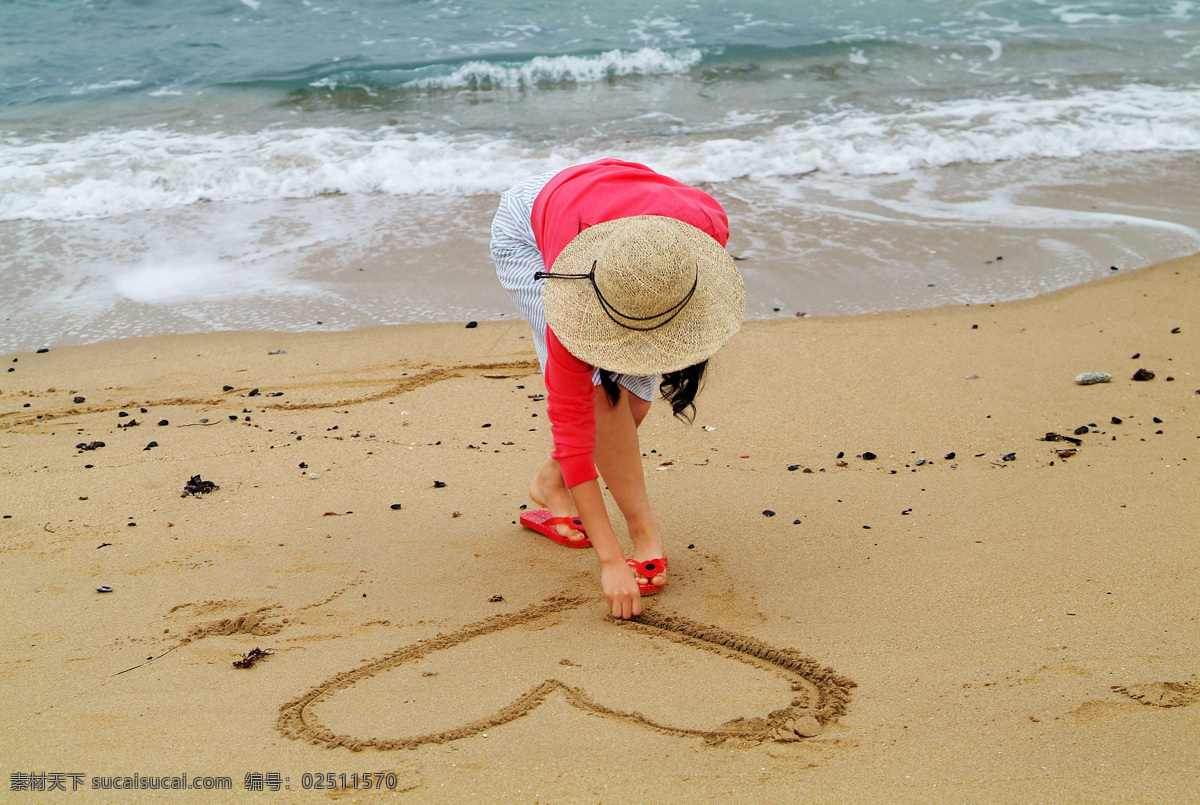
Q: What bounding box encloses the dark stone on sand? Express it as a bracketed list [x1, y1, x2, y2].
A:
[465, 321, 478, 328]
[223, 385, 234, 391]
[183, 475, 219, 498]
[944, 452, 956, 460]
[144, 441, 158, 450]
[482, 423, 491, 428]
[158, 420, 169, 426]
[1171, 327, 1181, 333]
[763, 510, 776, 517]
[837, 451, 844, 459]
[1132, 368, 1155, 381]
[1112, 417, 1123, 425]
[1153, 417, 1163, 424]
[229, 415, 238, 421]
[299, 462, 307, 468]
[1002, 452, 1016, 461]
[118, 411, 129, 417]
[36, 348, 48, 353]
[1074, 426, 1089, 435]
[390, 503, 402, 510]
[73, 396, 85, 404]
[97, 586, 113, 593]
[248, 388, 260, 397]
[1131, 353, 1140, 359]
[862, 452, 877, 460]
[433, 480, 447, 488]
[788, 464, 800, 471]
[793, 520, 801, 524]
[488, 595, 503, 602]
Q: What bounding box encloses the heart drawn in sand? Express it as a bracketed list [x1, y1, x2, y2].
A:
[277, 595, 855, 750]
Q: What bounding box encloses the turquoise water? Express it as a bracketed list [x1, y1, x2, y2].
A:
[2, 0, 1199, 351]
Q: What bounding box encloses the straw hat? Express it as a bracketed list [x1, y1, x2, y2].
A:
[539, 215, 745, 376]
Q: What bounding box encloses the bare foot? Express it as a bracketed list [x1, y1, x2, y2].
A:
[528, 458, 587, 543]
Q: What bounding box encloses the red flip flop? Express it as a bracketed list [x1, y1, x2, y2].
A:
[519, 509, 591, 548]
[627, 556, 668, 595]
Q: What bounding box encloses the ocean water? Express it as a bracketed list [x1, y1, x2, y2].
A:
[2, 0, 1199, 352]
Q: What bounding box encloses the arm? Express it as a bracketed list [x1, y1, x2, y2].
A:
[570, 478, 642, 619]
[544, 329, 642, 617]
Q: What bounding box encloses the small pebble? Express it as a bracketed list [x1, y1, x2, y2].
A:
[787, 464, 800, 471]
[97, 586, 113, 593]
[763, 510, 776, 517]
[158, 419, 169, 426]
[861, 452, 877, 460]
[1171, 327, 1181, 334]
[144, 441, 158, 450]
[1002, 452, 1016, 461]
[433, 480, 447, 488]
[1131, 368, 1155, 381]
[488, 595, 504, 602]
[465, 321, 478, 329]
[944, 452, 956, 460]
[223, 385, 234, 391]
[1074, 426, 1089, 435]
[1111, 416, 1122, 425]
[791, 716, 823, 738]
[36, 348, 48, 353]
[390, 503, 403, 510]
[118, 411, 129, 418]
[793, 519, 801, 525]
[1075, 371, 1111, 385]
[73, 396, 85, 404]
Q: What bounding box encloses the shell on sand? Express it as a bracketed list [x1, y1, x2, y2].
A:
[1076, 371, 1112, 385]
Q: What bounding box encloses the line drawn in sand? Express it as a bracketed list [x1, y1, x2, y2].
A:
[277, 594, 855, 751]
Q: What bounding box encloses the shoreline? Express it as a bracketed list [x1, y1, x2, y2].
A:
[5, 149, 1200, 356]
[2, 251, 1197, 802]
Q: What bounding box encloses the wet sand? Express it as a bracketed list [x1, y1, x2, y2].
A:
[1, 254, 1197, 802]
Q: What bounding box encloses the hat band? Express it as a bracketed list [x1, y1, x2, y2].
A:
[536, 261, 698, 332]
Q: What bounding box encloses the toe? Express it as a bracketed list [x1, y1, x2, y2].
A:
[556, 524, 586, 542]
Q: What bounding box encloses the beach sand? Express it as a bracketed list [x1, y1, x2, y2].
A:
[2, 254, 1198, 803]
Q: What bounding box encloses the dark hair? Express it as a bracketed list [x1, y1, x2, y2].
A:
[599, 360, 708, 423]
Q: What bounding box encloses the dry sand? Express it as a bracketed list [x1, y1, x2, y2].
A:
[1, 254, 1198, 803]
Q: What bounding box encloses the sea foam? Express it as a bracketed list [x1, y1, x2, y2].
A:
[3, 84, 1199, 222]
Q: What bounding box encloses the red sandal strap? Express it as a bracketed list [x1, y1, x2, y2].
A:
[626, 557, 667, 577]
[541, 515, 585, 531]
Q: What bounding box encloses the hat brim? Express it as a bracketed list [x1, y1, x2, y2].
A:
[541, 216, 746, 376]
